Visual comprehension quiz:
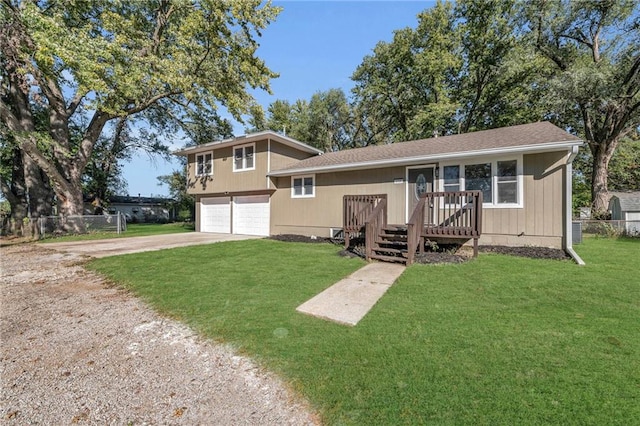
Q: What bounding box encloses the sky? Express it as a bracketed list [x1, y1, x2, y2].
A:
[127, 1, 435, 198]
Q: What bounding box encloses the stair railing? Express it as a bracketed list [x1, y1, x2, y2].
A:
[343, 194, 387, 248]
[406, 196, 426, 265]
[364, 197, 388, 261]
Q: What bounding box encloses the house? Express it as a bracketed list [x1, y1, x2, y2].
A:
[608, 191, 640, 236]
[108, 195, 174, 222]
[175, 122, 585, 263]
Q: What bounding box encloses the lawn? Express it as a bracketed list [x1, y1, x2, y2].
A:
[39, 222, 194, 243]
[87, 237, 640, 425]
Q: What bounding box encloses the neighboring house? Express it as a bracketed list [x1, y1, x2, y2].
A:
[608, 192, 640, 235]
[85, 195, 174, 222]
[175, 122, 584, 258]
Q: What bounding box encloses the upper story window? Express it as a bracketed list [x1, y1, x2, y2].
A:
[292, 175, 315, 198]
[439, 156, 522, 208]
[233, 143, 255, 171]
[196, 153, 213, 176]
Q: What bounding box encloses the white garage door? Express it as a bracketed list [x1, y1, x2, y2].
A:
[200, 197, 231, 233]
[233, 195, 270, 236]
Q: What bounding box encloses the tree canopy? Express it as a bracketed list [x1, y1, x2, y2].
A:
[1, 0, 280, 227]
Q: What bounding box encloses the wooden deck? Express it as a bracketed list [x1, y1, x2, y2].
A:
[344, 191, 483, 264]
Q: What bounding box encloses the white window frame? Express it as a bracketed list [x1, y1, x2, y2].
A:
[195, 152, 213, 177]
[291, 174, 315, 198]
[233, 143, 256, 172]
[438, 154, 523, 208]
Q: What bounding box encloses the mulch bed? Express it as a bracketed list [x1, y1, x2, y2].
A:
[268, 234, 334, 244]
[478, 245, 570, 260]
[269, 234, 571, 263]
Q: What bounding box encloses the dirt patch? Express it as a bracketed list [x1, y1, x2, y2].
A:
[0, 243, 317, 425]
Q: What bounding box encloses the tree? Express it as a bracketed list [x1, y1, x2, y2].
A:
[524, 0, 640, 217]
[248, 89, 355, 152]
[352, 1, 460, 144]
[0, 0, 280, 222]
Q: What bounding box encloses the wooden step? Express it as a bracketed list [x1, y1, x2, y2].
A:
[376, 239, 408, 247]
[369, 253, 408, 264]
[373, 247, 407, 256]
[379, 233, 407, 240]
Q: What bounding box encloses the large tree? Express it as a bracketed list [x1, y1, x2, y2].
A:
[524, 0, 640, 217]
[0, 0, 279, 219]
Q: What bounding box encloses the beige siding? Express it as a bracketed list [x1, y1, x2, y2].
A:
[270, 167, 407, 236]
[480, 151, 566, 247]
[187, 138, 317, 195]
[271, 152, 568, 247]
[270, 141, 318, 170]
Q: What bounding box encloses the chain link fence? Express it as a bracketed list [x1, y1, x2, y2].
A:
[575, 220, 640, 238]
[37, 213, 127, 239]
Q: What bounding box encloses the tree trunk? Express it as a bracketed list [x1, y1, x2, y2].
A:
[22, 152, 55, 238]
[0, 146, 28, 237]
[590, 139, 617, 219]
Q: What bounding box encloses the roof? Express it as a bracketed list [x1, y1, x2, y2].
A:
[269, 121, 582, 176]
[609, 192, 640, 212]
[173, 130, 323, 156]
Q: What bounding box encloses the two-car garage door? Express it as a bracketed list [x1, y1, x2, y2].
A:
[200, 195, 270, 236]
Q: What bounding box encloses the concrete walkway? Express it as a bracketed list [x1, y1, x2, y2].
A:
[43, 232, 260, 258]
[296, 262, 406, 326]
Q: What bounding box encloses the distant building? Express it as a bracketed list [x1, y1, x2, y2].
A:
[85, 195, 175, 223]
[608, 191, 640, 235]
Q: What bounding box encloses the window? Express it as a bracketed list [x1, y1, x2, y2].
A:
[196, 153, 212, 176]
[497, 160, 517, 204]
[292, 175, 315, 198]
[443, 165, 460, 192]
[439, 157, 521, 207]
[465, 163, 492, 203]
[233, 144, 255, 171]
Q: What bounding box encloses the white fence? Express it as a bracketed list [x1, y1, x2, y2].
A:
[38, 213, 127, 238]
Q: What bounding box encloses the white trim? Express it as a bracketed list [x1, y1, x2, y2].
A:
[233, 142, 256, 172]
[438, 154, 524, 208]
[267, 140, 583, 177]
[267, 138, 271, 189]
[291, 174, 315, 198]
[174, 130, 323, 156]
[195, 151, 213, 177]
[564, 146, 585, 265]
[405, 164, 436, 222]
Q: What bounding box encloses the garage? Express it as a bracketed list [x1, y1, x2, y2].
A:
[200, 197, 231, 233]
[233, 195, 270, 236]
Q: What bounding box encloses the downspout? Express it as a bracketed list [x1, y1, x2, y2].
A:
[565, 145, 585, 265]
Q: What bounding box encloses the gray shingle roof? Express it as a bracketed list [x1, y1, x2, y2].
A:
[610, 192, 640, 212]
[269, 121, 582, 176]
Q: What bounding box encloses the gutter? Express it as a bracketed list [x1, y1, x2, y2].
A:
[565, 145, 586, 265]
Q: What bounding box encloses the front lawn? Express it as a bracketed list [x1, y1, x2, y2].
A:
[87, 237, 640, 425]
[40, 222, 194, 243]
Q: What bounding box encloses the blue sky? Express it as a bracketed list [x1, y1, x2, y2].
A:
[128, 1, 435, 197]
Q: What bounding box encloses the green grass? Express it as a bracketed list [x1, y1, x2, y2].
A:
[39, 222, 194, 243]
[87, 237, 640, 425]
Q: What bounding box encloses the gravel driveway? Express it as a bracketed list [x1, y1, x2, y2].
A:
[0, 243, 317, 424]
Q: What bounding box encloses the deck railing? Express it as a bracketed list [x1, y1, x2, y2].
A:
[364, 197, 388, 260]
[407, 191, 483, 263]
[343, 194, 387, 247]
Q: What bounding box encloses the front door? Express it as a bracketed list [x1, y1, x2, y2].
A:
[407, 166, 435, 221]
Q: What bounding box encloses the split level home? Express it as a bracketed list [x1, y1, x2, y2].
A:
[175, 121, 585, 264]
